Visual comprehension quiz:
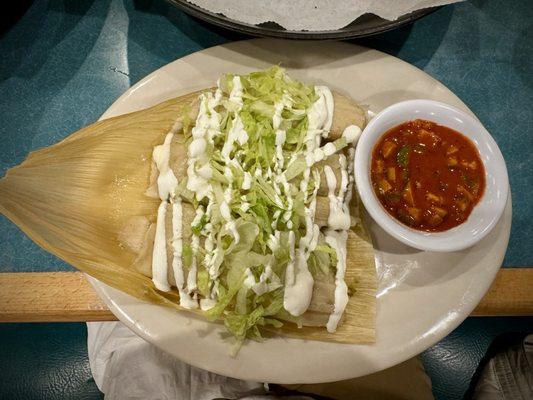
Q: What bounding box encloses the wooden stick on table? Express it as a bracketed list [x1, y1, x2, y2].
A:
[0, 269, 532, 322]
[470, 268, 533, 316]
[0, 272, 116, 322]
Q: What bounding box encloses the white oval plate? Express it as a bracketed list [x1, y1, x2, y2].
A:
[88, 39, 511, 384]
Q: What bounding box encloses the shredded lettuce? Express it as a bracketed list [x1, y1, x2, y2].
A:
[182, 244, 193, 268]
[310, 245, 336, 276]
[191, 213, 207, 236]
[224, 286, 285, 340]
[206, 277, 243, 320]
[177, 66, 341, 343]
[224, 306, 265, 341]
[196, 269, 210, 297]
[284, 136, 349, 181]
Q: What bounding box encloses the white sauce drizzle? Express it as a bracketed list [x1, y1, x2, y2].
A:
[324, 158, 351, 230]
[222, 115, 248, 159]
[216, 77, 246, 248]
[152, 202, 170, 292]
[196, 163, 212, 179]
[284, 246, 315, 316]
[242, 171, 252, 190]
[269, 96, 295, 223]
[229, 76, 243, 108]
[225, 220, 240, 245]
[282, 83, 358, 327]
[275, 129, 286, 172]
[324, 229, 349, 333]
[343, 147, 357, 229]
[342, 125, 362, 145]
[186, 88, 224, 201]
[323, 131, 358, 330]
[200, 298, 217, 311]
[273, 93, 290, 130]
[172, 200, 197, 309]
[284, 231, 296, 286]
[220, 200, 232, 221]
[186, 88, 226, 301]
[188, 234, 200, 291]
[188, 137, 206, 158]
[198, 76, 247, 285]
[244, 266, 282, 296]
[151, 131, 197, 309]
[267, 230, 281, 252]
[315, 86, 334, 137]
[151, 133, 177, 292]
[283, 86, 334, 316]
[323, 142, 336, 157]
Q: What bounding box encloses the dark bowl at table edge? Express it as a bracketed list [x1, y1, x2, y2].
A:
[166, 0, 441, 40]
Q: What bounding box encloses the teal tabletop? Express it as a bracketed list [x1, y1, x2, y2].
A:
[0, 0, 532, 272]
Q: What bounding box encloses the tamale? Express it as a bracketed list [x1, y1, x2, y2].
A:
[0, 69, 377, 344]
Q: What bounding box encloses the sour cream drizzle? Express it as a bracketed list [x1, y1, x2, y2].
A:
[271, 94, 294, 222]
[186, 91, 221, 300]
[152, 132, 177, 293]
[218, 77, 247, 247]
[244, 265, 282, 296]
[282, 85, 361, 329]
[324, 229, 349, 333]
[187, 92, 217, 201]
[151, 128, 197, 309]
[321, 125, 361, 331]
[315, 86, 334, 137]
[324, 158, 350, 231]
[188, 76, 247, 295]
[152, 202, 170, 292]
[283, 86, 333, 317]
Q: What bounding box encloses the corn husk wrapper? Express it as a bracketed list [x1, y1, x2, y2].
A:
[0, 91, 377, 344]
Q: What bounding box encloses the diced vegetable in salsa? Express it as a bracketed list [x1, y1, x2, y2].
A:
[381, 141, 397, 159]
[370, 119, 485, 232]
[387, 167, 396, 182]
[396, 145, 409, 167]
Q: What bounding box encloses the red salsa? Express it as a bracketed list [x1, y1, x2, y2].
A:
[371, 119, 485, 232]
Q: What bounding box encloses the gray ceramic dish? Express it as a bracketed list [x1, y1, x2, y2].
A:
[167, 0, 439, 40]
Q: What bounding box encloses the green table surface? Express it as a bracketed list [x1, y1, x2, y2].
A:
[1, 0, 531, 272]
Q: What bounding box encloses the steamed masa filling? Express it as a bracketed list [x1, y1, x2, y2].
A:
[150, 67, 361, 341]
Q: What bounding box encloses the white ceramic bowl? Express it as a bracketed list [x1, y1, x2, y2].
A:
[354, 99, 509, 252]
